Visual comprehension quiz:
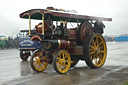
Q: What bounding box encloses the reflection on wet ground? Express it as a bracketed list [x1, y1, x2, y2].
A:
[20, 61, 31, 76]
[0, 42, 128, 85]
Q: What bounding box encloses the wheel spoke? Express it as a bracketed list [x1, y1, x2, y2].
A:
[39, 52, 42, 56]
[64, 65, 68, 70]
[90, 45, 96, 50]
[34, 62, 38, 67]
[34, 57, 38, 61]
[92, 55, 96, 61]
[57, 64, 61, 68]
[62, 53, 65, 59]
[95, 36, 99, 47]
[57, 57, 60, 60]
[57, 56, 62, 63]
[33, 60, 38, 62]
[90, 48, 94, 51]
[39, 64, 42, 69]
[90, 51, 95, 55]
[90, 55, 93, 60]
[42, 62, 45, 65]
[97, 55, 101, 60]
[37, 64, 40, 70]
[99, 58, 102, 63]
[99, 41, 103, 46]
[59, 65, 62, 71]
[98, 53, 102, 58]
[63, 62, 66, 66]
[92, 39, 96, 48]
[100, 51, 105, 53]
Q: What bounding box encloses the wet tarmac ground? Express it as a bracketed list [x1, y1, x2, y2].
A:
[0, 42, 128, 85]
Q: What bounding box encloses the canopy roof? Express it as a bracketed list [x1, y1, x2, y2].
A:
[20, 8, 112, 22]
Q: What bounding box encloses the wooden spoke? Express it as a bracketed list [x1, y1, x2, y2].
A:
[34, 62, 38, 67]
[92, 39, 96, 48]
[57, 64, 61, 68]
[90, 51, 95, 55]
[90, 45, 96, 50]
[99, 41, 103, 46]
[100, 51, 105, 53]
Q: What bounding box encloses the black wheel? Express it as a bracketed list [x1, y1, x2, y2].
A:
[30, 50, 48, 72]
[84, 34, 107, 68]
[70, 55, 79, 68]
[20, 50, 29, 61]
[53, 50, 71, 74]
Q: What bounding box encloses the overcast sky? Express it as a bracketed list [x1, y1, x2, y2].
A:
[0, 0, 128, 37]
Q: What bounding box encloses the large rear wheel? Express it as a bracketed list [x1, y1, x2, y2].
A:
[84, 34, 107, 68]
[30, 50, 48, 72]
[53, 50, 71, 74]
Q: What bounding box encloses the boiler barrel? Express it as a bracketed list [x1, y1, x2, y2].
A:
[42, 39, 74, 51]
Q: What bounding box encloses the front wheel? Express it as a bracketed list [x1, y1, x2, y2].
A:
[53, 50, 71, 74]
[30, 50, 48, 72]
[84, 34, 107, 68]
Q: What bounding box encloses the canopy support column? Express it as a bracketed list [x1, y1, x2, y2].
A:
[29, 15, 31, 35]
[42, 14, 44, 35]
[77, 18, 79, 30]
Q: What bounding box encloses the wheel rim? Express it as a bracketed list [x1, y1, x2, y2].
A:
[55, 50, 71, 74]
[89, 35, 107, 67]
[32, 50, 48, 72]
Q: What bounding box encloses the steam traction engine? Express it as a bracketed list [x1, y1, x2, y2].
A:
[20, 7, 112, 74]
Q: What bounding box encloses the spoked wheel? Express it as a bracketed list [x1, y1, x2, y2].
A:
[30, 50, 48, 72]
[53, 50, 71, 74]
[84, 34, 107, 68]
[20, 50, 29, 61]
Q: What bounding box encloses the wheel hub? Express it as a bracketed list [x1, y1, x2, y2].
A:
[95, 47, 100, 55]
[60, 59, 65, 65]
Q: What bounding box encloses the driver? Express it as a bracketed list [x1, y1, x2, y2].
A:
[93, 20, 105, 34]
[35, 21, 55, 34]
